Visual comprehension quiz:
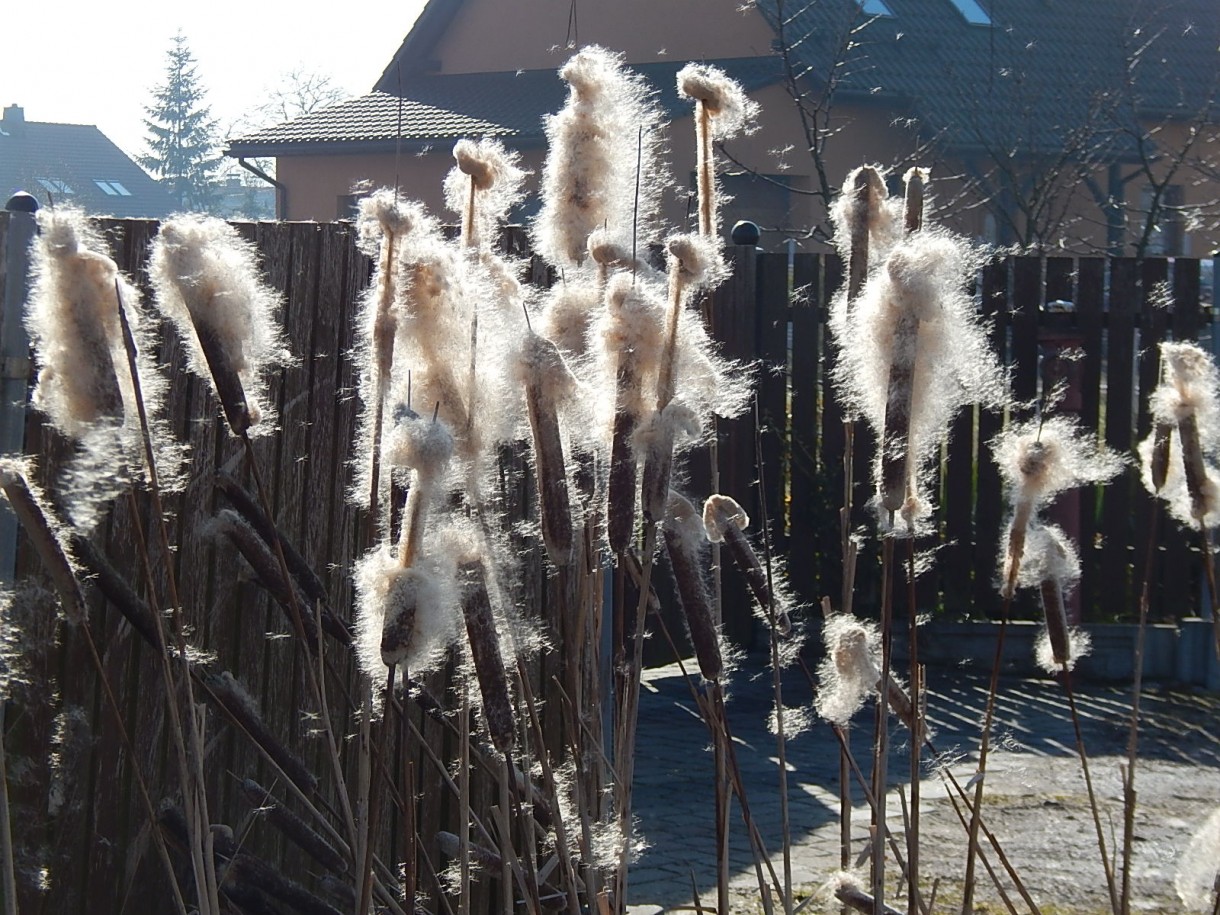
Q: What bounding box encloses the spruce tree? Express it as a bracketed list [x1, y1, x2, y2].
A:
[140, 32, 221, 212]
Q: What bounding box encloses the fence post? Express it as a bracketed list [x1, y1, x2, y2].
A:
[0, 193, 38, 585]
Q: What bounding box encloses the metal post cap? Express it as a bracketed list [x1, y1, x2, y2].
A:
[730, 220, 761, 246]
[5, 192, 39, 213]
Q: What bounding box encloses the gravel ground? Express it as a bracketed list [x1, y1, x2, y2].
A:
[629, 661, 1220, 915]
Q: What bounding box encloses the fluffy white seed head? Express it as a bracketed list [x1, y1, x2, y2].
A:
[444, 138, 527, 251]
[535, 46, 668, 267]
[25, 208, 183, 527]
[1034, 625, 1091, 675]
[149, 215, 291, 434]
[702, 493, 750, 543]
[815, 614, 882, 725]
[382, 410, 455, 483]
[354, 544, 459, 690]
[994, 415, 1126, 513]
[1141, 341, 1220, 527]
[999, 521, 1081, 594]
[540, 283, 601, 358]
[517, 329, 579, 407]
[832, 230, 1008, 525]
[356, 189, 428, 256]
[676, 63, 760, 139]
[667, 232, 727, 290]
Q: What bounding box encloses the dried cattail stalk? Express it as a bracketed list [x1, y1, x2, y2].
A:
[353, 191, 427, 510]
[1039, 577, 1072, 669]
[640, 234, 722, 523]
[833, 231, 1007, 529]
[160, 805, 343, 915]
[1142, 341, 1220, 527]
[203, 671, 319, 795]
[663, 491, 722, 681]
[535, 47, 665, 267]
[677, 63, 759, 237]
[815, 612, 915, 731]
[383, 411, 454, 570]
[437, 831, 503, 870]
[211, 510, 321, 649]
[993, 417, 1124, 596]
[459, 558, 515, 753]
[240, 779, 347, 874]
[214, 474, 351, 645]
[26, 208, 126, 435]
[903, 166, 927, 234]
[845, 167, 885, 302]
[825, 871, 903, 915]
[519, 330, 577, 565]
[0, 462, 85, 623]
[702, 494, 791, 635]
[70, 536, 160, 648]
[149, 215, 290, 436]
[446, 138, 526, 253]
[601, 275, 665, 552]
[1150, 420, 1173, 493]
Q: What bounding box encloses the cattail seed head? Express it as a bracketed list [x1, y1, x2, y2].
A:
[676, 63, 760, 138]
[458, 558, 516, 753]
[1141, 341, 1220, 527]
[663, 491, 723, 682]
[149, 215, 291, 436]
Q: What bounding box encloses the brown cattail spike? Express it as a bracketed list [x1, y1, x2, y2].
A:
[459, 559, 515, 754]
[1040, 578, 1071, 668]
[702, 494, 790, 635]
[1150, 420, 1173, 492]
[903, 167, 927, 234]
[0, 464, 85, 623]
[663, 491, 722, 681]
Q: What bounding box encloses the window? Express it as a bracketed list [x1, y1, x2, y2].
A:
[861, 0, 895, 15]
[35, 177, 73, 195]
[948, 0, 991, 25]
[94, 180, 133, 196]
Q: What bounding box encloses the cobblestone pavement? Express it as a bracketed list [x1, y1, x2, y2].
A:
[626, 656, 1220, 913]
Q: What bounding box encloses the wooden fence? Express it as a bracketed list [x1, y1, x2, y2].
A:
[0, 209, 1214, 912]
[714, 247, 1215, 630]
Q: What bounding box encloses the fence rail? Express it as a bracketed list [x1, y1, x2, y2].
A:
[0, 210, 1213, 912]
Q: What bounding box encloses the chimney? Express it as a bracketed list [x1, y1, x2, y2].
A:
[2, 105, 24, 136]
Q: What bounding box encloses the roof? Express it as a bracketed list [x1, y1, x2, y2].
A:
[0, 107, 173, 218]
[225, 0, 1218, 161]
[225, 57, 784, 157]
[754, 0, 1219, 156]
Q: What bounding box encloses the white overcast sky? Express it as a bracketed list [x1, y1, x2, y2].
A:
[2, 1, 428, 161]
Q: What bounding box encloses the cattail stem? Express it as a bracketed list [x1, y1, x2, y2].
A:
[872, 536, 896, 914]
[1121, 496, 1161, 915]
[397, 479, 429, 569]
[1059, 671, 1121, 915]
[696, 103, 715, 236]
[906, 538, 921, 915]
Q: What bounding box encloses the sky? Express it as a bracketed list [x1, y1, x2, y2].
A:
[3, 1, 428, 161]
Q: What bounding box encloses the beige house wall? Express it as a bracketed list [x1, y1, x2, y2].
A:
[430, 0, 775, 73]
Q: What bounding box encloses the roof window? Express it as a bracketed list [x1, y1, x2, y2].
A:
[35, 177, 73, 195]
[94, 180, 133, 196]
[949, 0, 991, 24]
[861, 0, 895, 15]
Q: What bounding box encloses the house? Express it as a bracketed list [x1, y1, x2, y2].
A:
[224, 0, 1220, 256]
[0, 105, 173, 219]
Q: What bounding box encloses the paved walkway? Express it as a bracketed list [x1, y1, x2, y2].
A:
[626, 655, 1220, 912]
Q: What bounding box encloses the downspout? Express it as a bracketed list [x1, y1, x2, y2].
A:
[238, 157, 287, 220]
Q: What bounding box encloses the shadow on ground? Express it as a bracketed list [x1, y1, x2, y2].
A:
[627, 655, 1220, 909]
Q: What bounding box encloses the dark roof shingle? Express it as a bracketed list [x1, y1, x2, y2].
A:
[0, 109, 173, 218]
[225, 57, 783, 156]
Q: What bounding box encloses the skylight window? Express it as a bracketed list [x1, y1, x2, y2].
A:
[861, 0, 895, 15]
[94, 180, 133, 196]
[949, 0, 991, 24]
[35, 177, 73, 194]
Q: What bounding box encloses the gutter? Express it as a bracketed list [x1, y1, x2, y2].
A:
[237, 157, 287, 220]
